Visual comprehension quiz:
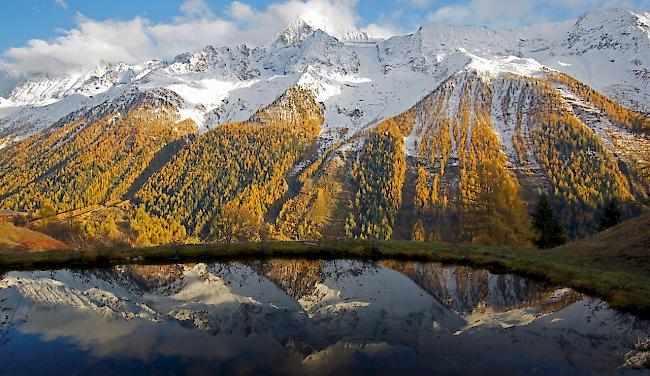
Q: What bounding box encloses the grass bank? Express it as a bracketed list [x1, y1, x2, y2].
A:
[0, 239, 649, 317]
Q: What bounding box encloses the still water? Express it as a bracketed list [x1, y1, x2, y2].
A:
[0, 259, 648, 375]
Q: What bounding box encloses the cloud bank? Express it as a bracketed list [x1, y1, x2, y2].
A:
[427, 0, 648, 27]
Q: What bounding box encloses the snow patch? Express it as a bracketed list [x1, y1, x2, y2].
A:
[466, 54, 545, 80]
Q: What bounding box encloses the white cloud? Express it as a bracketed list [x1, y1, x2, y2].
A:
[361, 23, 402, 39]
[228, 1, 255, 20]
[179, 0, 214, 19]
[3, 15, 154, 75]
[239, 0, 361, 38]
[1, 0, 400, 75]
[54, 0, 68, 9]
[426, 0, 646, 27]
[426, 5, 472, 25]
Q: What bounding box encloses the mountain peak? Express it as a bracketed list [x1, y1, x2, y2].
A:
[566, 7, 650, 54]
[577, 7, 640, 20]
[276, 18, 318, 46]
[575, 7, 642, 27]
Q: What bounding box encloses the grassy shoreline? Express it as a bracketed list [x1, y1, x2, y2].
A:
[1, 240, 649, 317]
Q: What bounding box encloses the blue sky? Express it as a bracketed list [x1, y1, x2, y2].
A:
[1, 0, 648, 75]
[1, 1, 408, 51]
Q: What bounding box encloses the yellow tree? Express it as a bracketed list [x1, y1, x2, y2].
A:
[210, 202, 262, 243]
[414, 167, 430, 213]
[412, 220, 425, 242]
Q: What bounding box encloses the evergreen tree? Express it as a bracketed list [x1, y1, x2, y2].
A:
[600, 198, 622, 230]
[350, 123, 406, 240]
[532, 193, 566, 249]
[428, 228, 442, 243]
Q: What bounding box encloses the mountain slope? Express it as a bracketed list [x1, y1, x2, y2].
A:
[340, 67, 647, 241]
[134, 86, 323, 238]
[0, 8, 648, 245]
[552, 210, 650, 272]
[0, 89, 196, 213]
[0, 222, 68, 252]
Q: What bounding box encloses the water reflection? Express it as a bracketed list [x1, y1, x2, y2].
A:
[0, 260, 648, 375]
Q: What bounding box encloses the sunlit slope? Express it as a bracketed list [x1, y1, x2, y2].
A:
[0, 90, 197, 214]
[0, 222, 67, 252]
[0, 67, 648, 247]
[134, 86, 324, 238]
[357, 70, 650, 243]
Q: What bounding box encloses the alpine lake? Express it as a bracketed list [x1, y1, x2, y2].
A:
[1, 259, 649, 375]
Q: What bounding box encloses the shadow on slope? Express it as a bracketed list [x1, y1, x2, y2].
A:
[551, 210, 650, 273]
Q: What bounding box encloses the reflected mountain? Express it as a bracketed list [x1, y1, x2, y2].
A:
[0, 260, 648, 375]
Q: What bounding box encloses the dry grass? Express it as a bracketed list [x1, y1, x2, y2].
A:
[551, 210, 650, 273]
[0, 222, 68, 252]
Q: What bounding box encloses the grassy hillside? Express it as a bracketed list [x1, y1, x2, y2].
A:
[0, 223, 67, 252]
[551, 209, 650, 274]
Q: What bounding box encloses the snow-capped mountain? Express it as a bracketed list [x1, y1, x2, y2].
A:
[528, 8, 650, 112]
[0, 8, 648, 244]
[0, 8, 647, 142]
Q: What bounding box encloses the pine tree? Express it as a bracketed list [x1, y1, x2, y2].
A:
[429, 228, 442, 243]
[600, 198, 622, 230]
[345, 213, 356, 238]
[532, 193, 566, 249]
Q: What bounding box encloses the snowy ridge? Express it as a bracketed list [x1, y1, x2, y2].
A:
[566, 8, 649, 54]
[0, 8, 647, 144]
[274, 18, 317, 47]
[342, 30, 382, 43]
[528, 8, 650, 112]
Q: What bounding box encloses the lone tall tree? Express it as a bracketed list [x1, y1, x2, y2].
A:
[532, 193, 566, 249]
[600, 198, 622, 230]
